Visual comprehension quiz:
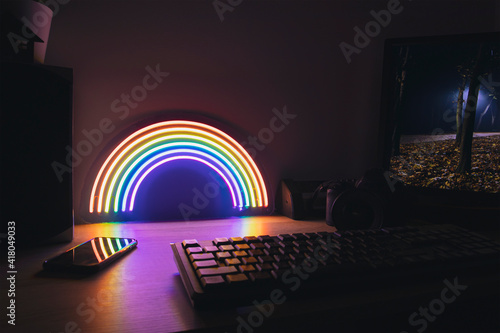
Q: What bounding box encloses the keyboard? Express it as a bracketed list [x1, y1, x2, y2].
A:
[171, 224, 500, 308]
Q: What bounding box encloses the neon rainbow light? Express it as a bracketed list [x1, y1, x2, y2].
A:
[89, 120, 268, 214]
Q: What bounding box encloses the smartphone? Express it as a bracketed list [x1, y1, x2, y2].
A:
[43, 237, 138, 273]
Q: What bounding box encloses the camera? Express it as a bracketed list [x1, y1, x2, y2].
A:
[326, 169, 401, 230]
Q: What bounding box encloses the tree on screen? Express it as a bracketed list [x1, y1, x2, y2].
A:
[456, 42, 499, 173]
[391, 45, 410, 156]
[457, 44, 486, 173]
[454, 65, 472, 146]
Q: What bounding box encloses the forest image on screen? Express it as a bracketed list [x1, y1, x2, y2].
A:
[389, 38, 500, 193]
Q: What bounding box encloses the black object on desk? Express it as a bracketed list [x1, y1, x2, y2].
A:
[1, 62, 73, 246]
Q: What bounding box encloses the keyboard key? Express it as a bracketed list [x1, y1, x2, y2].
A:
[279, 247, 295, 255]
[250, 243, 266, 250]
[264, 248, 280, 256]
[186, 247, 203, 255]
[242, 256, 258, 264]
[232, 250, 248, 257]
[193, 260, 218, 270]
[203, 245, 219, 253]
[292, 240, 308, 247]
[256, 263, 273, 271]
[258, 255, 275, 263]
[293, 245, 310, 254]
[292, 233, 309, 240]
[230, 237, 245, 244]
[249, 271, 272, 282]
[219, 245, 235, 251]
[197, 266, 238, 278]
[214, 238, 230, 246]
[235, 243, 251, 250]
[225, 258, 242, 266]
[239, 264, 256, 273]
[189, 253, 215, 261]
[257, 235, 273, 242]
[272, 261, 291, 270]
[289, 252, 306, 262]
[305, 232, 320, 239]
[216, 252, 232, 260]
[273, 254, 290, 262]
[278, 241, 294, 248]
[227, 273, 249, 285]
[248, 249, 265, 256]
[200, 276, 226, 289]
[182, 239, 200, 248]
[306, 239, 320, 248]
[243, 236, 259, 243]
[265, 242, 280, 249]
[277, 234, 294, 242]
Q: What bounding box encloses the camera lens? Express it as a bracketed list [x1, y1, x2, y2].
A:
[342, 201, 374, 229]
[327, 188, 384, 230]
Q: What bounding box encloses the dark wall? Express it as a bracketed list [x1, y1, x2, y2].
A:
[41, 0, 497, 223]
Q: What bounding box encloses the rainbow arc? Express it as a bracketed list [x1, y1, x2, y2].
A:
[89, 120, 268, 214]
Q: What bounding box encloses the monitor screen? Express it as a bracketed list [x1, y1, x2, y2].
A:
[380, 32, 500, 202]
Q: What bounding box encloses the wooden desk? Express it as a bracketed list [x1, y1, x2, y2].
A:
[2, 216, 499, 333]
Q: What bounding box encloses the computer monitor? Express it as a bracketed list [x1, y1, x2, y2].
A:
[379, 32, 500, 228]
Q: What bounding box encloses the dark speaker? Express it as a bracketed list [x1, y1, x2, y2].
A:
[1, 62, 73, 247]
[280, 179, 325, 220]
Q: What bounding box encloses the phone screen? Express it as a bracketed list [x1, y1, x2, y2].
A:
[44, 237, 137, 271]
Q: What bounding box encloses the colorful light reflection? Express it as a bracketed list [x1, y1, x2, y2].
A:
[91, 237, 132, 263]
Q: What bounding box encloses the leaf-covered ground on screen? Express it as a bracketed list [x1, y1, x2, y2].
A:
[391, 136, 500, 193]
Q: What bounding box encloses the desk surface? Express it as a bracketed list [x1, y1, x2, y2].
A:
[2, 216, 499, 333]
